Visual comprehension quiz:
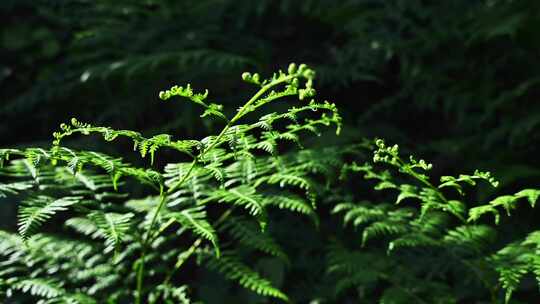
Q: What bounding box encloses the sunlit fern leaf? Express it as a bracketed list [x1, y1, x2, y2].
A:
[497, 263, 529, 304]
[18, 196, 82, 240]
[468, 205, 500, 224]
[166, 206, 219, 257]
[514, 189, 540, 208]
[125, 196, 160, 213]
[489, 240, 537, 304]
[65, 217, 103, 239]
[204, 185, 267, 230]
[332, 202, 387, 227]
[439, 170, 499, 194]
[148, 284, 191, 304]
[60, 293, 98, 304]
[0, 230, 24, 258]
[88, 211, 134, 257]
[13, 278, 65, 299]
[255, 172, 312, 192]
[443, 225, 496, 254]
[202, 251, 289, 301]
[0, 181, 34, 197]
[263, 195, 318, 224]
[468, 188, 540, 223]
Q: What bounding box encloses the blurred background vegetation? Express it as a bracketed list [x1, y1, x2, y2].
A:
[2, 0, 540, 302]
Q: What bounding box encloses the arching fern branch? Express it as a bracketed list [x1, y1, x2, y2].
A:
[0, 63, 340, 304]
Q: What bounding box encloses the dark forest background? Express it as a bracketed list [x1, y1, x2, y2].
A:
[1, 0, 540, 302]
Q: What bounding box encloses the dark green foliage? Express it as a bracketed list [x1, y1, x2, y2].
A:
[2, 1, 540, 303]
[0, 64, 341, 303]
[330, 139, 540, 303]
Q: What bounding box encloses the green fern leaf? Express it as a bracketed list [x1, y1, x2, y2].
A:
[515, 189, 540, 208]
[203, 251, 289, 301]
[205, 186, 267, 230]
[88, 211, 134, 256]
[18, 196, 81, 239]
[14, 278, 65, 298]
[166, 206, 219, 257]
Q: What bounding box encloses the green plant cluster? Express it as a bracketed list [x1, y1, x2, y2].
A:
[2, 65, 540, 304]
[2, 1, 540, 303]
[0, 64, 343, 303]
[332, 139, 540, 303]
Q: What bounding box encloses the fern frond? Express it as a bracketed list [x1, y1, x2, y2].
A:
[468, 188, 540, 223]
[203, 251, 289, 301]
[204, 185, 267, 230]
[166, 206, 219, 257]
[65, 217, 103, 239]
[439, 170, 499, 194]
[332, 202, 387, 227]
[149, 284, 191, 304]
[88, 211, 134, 256]
[18, 196, 82, 239]
[13, 278, 65, 299]
[222, 217, 288, 262]
[443, 225, 496, 254]
[0, 180, 34, 197]
[263, 195, 316, 219]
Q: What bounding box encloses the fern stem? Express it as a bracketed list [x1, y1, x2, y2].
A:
[135, 166, 194, 304]
[198, 74, 296, 154]
[166, 74, 295, 195]
[395, 156, 467, 223]
[137, 73, 296, 302]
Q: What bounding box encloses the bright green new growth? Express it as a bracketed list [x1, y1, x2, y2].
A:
[0, 64, 341, 303]
[332, 139, 540, 303]
[3, 62, 540, 303]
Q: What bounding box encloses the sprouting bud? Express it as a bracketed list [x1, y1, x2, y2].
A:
[288, 63, 297, 74]
[298, 64, 308, 74]
[299, 88, 316, 100]
[375, 139, 385, 148]
[299, 89, 306, 100]
[252, 73, 260, 83]
[291, 78, 299, 88]
[71, 118, 78, 126]
[184, 84, 193, 96]
[303, 69, 316, 80]
[158, 91, 168, 100]
[241, 72, 251, 81]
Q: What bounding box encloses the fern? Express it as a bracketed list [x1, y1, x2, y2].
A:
[165, 206, 220, 256]
[0, 63, 340, 303]
[88, 211, 134, 257]
[202, 250, 289, 301]
[222, 216, 288, 262]
[333, 139, 540, 303]
[18, 196, 82, 240]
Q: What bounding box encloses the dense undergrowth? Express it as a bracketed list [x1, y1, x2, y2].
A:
[1, 65, 540, 303]
[2, 1, 540, 303]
